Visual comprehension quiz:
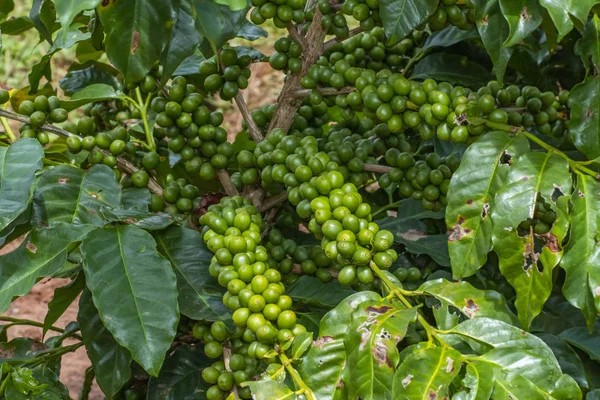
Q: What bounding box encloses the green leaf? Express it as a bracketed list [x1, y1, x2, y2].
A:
[560, 175, 600, 329]
[473, 0, 513, 84]
[453, 360, 494, 400]
[42, 273, 85, 338]
[0, 139, 44, 232]
[411, 53, 489, 88]
[78, 288, 132, 397]
[499, 0, 543, 47]
[291, 332, 313, 359]
[80, 225, 179, 376]
[446, 131, 530, 279]
[0, 17, 34, 35]
[392, 345, 463, 399]
[121, 188, 151, 211]
[448, 318, 568, 393]
[53, 0, 101, 31]
[419, 278, 518, 325]
[33, 165, 122, 227]
[346, 301, 417, 400]
[59, 62, 120, 96]
[160, 0, 199, 82]
[97, 0, 176, 83]
[300, 292, 381, 400]
[243, 380, 297, 399]
[212, 0, 246, 11]
[155, 226, 229, 322]
[147, 344, 210, 400]
[0, 223, 94, 313]
[491, 151, 572, 329]
[423, 25, 479, 50]
[574, 15, 600, 72]
[60, 83, 125, 110]
[236, 19, 267, 41]
[536, 333, 589, 389]
[568, 76, 600, 159]
[99, 208, 175, 230]
[540, 0, 600, 41]
[559, 327, 600, 362]
[379, 0, 438, 46]
[29, 0, 54, 44]
[286, 276, 355, 309]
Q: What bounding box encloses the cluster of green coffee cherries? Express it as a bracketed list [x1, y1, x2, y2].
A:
[269, 36, 303, 74]
[250, 0, 306, 28]
[321, 27, 427, 72]
[196, 196, 306, 399]
[428, 0, 476, 31]
[379, 150, 459, 211]
[318, 0, 382, 39]
[517, 195, 557, 236]
[198, 49, 252, 101]
[13, 94, 68, 145]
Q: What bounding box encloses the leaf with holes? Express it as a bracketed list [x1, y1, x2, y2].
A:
[419, 278, 518, 325]
[33, 165, 122, 227]
[491, 151, 571, 329]
[0, 139, 43, 232]
[499, 0, 543, 47]
[78, 288, 132, 397]
[155, 225, 229, 322]
[379, 0, 438, 46]
[345, 300, 417, 400]
[446, 131, 530, 279]
[81, 225, 179, 376]
[300, 291, 382, 400]
[560, 174, 600, 329]
[97, 0, 176, 83]
[0, 223, 95, 313]
[391, 344, 463, 399]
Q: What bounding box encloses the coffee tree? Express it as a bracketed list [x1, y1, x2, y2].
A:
[0, 0, 600, 398]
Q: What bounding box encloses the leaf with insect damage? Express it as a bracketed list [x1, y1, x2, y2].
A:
[345, 300, 417, 400]
[491, 151, 571, 329]
[391, 344, 463, 399]
[446, 131, 530, 279]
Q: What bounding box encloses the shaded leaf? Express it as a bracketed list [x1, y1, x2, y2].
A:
[43, 273, 85, 338]
[423, 25, 479, 50]
[0, 139, 44, 232]
[537, 333, 589, 389]
[147, 344, 210, 400]
[379, 0, 438, 46]
[155, 225, 229, 321]
[286, 276, 355, 309]
[559, 327, 600, 362]
[160, 0, 199, 82]
[568, 76, 600, 159]
[499, 0, 543, 47]
[99, 208, 175, 230]
[574, 15, 600, 72]
[446, 131, 530, 279]
[59, 62, 120, 96]
[0, 16, 33, 35]
[29, 0, 54, 44]
[411, 53, 489, 88]
[60, 83, 125, 110]
[78, 288, 132, 397]
[0, 223, 94, 313]
[121, 188, 151, 211]
[81, 225, 179, 376]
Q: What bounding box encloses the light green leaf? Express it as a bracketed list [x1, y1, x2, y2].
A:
[33, 165, 122, 227]
[499, 0, 543, 47]
[0, 139, 43, 232]
[147, 344, 210, 400]
[242, 380, 297, 399]
[540, 0, 600, 41]
[212, 0, 246, 10]
[346, 301, 417, 400]
[379, 0, 438, 46]
[78, 288, 132, 397]
[300, 292, 381, 400]
[446, 131, 530, 279]
[419, 278, 518, 325]
[411, 53, 489, 87]
[60, 83, 125, 110]
[453, 360, 494, 400]
[560, 175, 600, 329]
[53, 0, 101, 31]
[291, 332, 313, 359]
[155, 226, 229, 322]
[491, 151, 572, 329]
[568, 76, 600, 159]
[0, 223, 94, 313]
[81, 225, 179, 376]
[97, 0, 176, 83]
[392, 345, 463, 399]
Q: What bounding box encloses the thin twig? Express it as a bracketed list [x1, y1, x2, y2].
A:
[363, 164, 393, 173]
[216, 169, 240, 196]
[287, 22, 308, 48]
[260, 191, 289, 212]
[294, 87, 355, 97]
[223, 341, 240, 398]
[324, 27, 363, 50]
[234, 92, 263, 143]
[0, 109, 164, 196]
